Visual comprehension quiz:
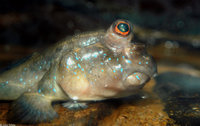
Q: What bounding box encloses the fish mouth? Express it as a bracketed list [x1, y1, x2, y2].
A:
[123, 72, 151, 90]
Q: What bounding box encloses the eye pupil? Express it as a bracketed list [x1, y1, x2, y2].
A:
[117, 23, 129, 32]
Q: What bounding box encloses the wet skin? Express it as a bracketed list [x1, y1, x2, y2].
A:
[0, 19, 157, 123]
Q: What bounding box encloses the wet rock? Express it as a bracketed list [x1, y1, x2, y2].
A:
[154, 72, 200, 126]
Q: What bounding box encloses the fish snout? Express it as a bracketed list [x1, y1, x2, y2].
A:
[124, 72, 150, 89]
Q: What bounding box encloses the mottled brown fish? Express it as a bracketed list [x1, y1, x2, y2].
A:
[0, 19, 157, 124]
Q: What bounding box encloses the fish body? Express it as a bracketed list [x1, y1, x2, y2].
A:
[0, 19, 157, 124]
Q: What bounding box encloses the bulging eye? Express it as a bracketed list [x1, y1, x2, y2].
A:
[114, 21, 131, 36]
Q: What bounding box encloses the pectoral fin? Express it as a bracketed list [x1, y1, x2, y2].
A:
[8, 93, 58, 124]
[62, 101, 88, 110]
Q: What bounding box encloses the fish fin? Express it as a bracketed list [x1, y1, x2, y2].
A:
[8, 93, 58, 124]
[62, 101, 88, 110]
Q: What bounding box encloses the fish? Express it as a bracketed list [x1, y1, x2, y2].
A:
[0, 19, 157, 124]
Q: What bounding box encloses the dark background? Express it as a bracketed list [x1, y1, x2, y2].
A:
[0, 0, 200, 47]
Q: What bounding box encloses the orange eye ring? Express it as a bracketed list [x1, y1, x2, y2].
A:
[114, 21, 131, 36]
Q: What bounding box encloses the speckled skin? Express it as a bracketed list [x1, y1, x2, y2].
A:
[0, 20, 157, 123]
